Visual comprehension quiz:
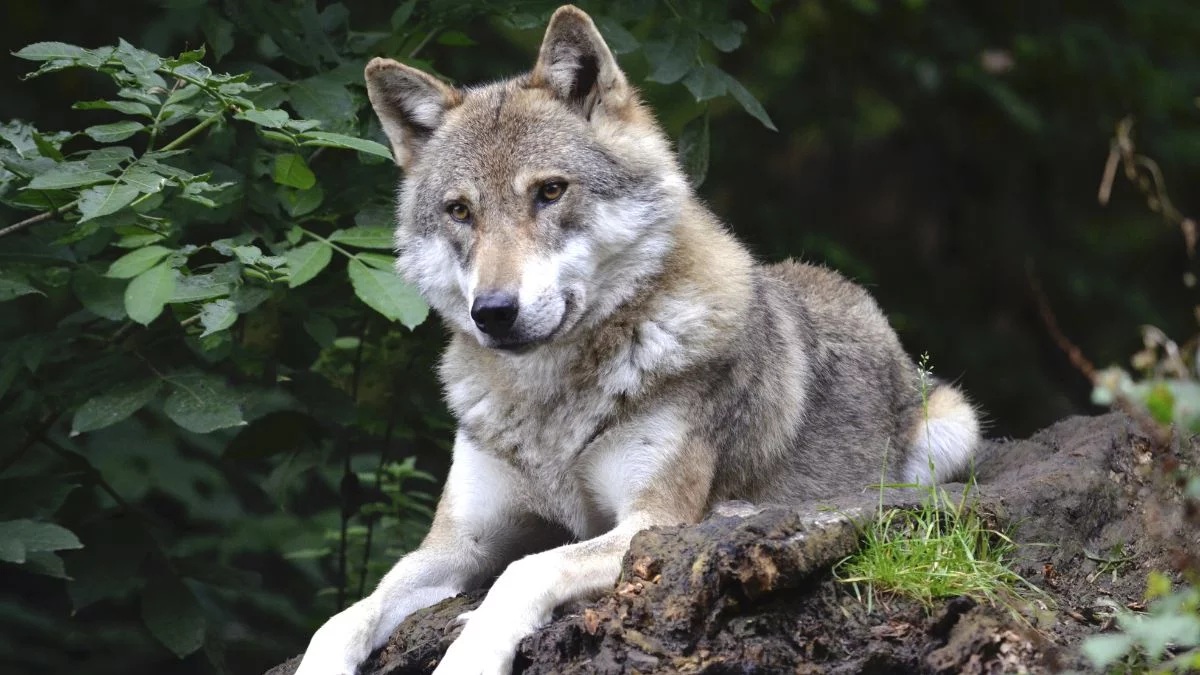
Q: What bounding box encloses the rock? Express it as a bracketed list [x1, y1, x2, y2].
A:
[269, 413, 1200, 674]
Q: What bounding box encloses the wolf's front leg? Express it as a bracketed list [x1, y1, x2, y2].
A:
[431, 511, 664, 675]
[295, 434, 541, 675]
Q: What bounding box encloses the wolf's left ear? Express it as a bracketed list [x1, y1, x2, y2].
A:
[531, 5, 631, 118]
[365, 57, 459, 168]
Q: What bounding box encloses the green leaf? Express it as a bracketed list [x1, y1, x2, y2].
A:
[163, 370, 243, 433]
[437, 31, 477, 46]
[171, 273, 235, 303]
[303, 314, 337, 348]
[678, 112, 710, 188]
[121, 166, 170, 194]
[74, 99, 154, 117]
[348, 260, 428, 329]
[106, 245, 173, 279]
[84, 120, 144, 143]
[124, 263, 178, 325]
[682, 63, 728, 102]
[273, 153, 316, 189]
[232, 245, 263, 265]
[329, 226, 394, 249]
[165, 44, 206, 67]
[66, 520, 148, 610]
[298, 131, 392, 160]
[20, 551, 69, 578]
[595, 18, 639, 54]
[722, 72, 778, 131]
[289, 75, 356, 130]
[390, 0, 416, 29]
[71, 378, 161, 434]
[202, 15, 236, 61]
[285, 241, 332, 288]
[28, 163, 113, 190]
[199, 299, 237, 337]
[32, 131, 67, 160]
[73, 266, 128, 319]
[235, 108, 289, 129]
[1145, 382, 1175, 425]
[355, 252, 396, 270]
[278, 184, 324, 217]
[231, 286, 270, 313]
[1082, 633, 1134, 668]
[78, 182, 140, 222]
[114, 39, 164, 88]
[13, 42, 87, 61]
[0, 270, 42, 302]
[0, 519, 83, 564]
[699, 20, 747, 52]
[643, 20, 699, 84]
[141, 575, 206, 658]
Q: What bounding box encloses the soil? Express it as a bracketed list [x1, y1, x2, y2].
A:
[266, 413, 1200, 675]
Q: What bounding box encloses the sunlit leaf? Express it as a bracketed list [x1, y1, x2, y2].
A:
[348, 260, 428, 328]
[84, 120, 144, 143]
[162, 370, 243, 433]
[72, 379, 161, 433]
[0, 519, 82, 564]
[106, 245, 173, 279]
[285, 241, 333, 288]
[329, 226, 394, 249]
[273, 152, 316, 189]
[298, 131, 391, 160]
[124, 263, 178, 325]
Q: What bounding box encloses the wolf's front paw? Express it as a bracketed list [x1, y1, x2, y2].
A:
[294, 603, 373, 675]
[431, 609, 532, 675]
[293, 655, 355, 675]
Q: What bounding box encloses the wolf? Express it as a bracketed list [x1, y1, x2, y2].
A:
[294, 5, 981, 674]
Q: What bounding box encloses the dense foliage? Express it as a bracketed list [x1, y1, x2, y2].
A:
[0, 2, 775, 673]
[1, 1, 1199, 674]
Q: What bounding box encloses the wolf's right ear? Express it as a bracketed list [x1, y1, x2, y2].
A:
[364, 58, 459, 169]
[531, 6, 631, 118]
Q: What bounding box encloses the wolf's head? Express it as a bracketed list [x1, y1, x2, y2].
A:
[365, 5, 688, 352]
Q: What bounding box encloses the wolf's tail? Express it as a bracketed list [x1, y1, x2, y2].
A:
[901, 382, 981, 485]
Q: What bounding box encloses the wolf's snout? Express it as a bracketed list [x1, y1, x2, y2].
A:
[471, 292, 519, 336]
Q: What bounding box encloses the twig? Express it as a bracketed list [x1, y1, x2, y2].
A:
[408, 28, 440, 60]
[0, 200, 79, 239]
[0, 108, 223, 241]
[357, 411, 396, 599]
[1027, 261, 1173, 448]
[0, 411, 62, 473]
[336, 317, 371, 611]
[158, 109, 225, 153]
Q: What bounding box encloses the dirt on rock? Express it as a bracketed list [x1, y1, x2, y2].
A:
[266, 413, 1200, 675]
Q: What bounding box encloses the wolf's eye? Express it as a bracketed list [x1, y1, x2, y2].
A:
[537, 181, 567, 204]
[447, 202, 471, 223]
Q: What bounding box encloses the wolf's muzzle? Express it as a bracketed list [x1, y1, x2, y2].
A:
[471, 291, 519, 337]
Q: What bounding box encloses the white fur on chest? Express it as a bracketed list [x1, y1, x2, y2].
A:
[443, 323, 690, 538]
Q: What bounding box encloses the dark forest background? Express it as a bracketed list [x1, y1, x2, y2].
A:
[1, 1, 1197, 673]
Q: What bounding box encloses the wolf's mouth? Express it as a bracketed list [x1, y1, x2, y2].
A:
[487, 291, 579, 354]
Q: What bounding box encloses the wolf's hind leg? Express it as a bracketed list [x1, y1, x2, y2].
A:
[901, 383, 981, 484]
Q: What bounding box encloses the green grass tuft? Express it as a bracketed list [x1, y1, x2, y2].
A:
[835, 352, 1042, 612]
[833, 484, 1036, 611]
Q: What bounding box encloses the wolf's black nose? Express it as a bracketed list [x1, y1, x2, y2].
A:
[471, 292, 519, 336]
